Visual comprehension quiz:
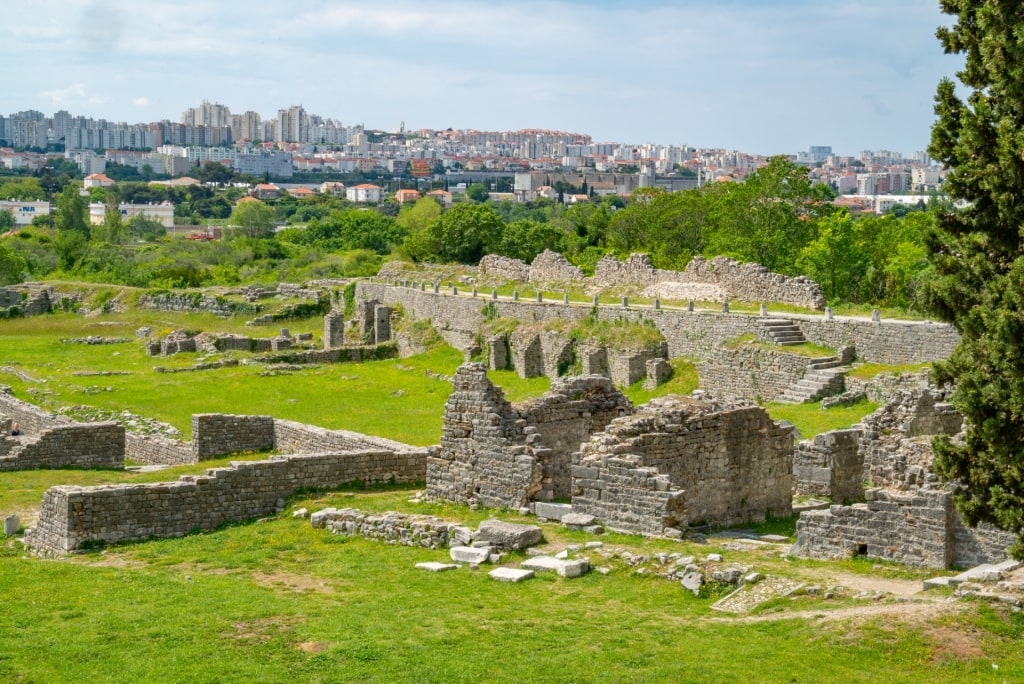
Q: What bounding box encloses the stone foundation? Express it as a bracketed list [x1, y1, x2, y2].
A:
[698, 347, 820, 402]
[0, 423, 124, 471]
[25, 448, 427, 556]
[793, 429, 863, 502]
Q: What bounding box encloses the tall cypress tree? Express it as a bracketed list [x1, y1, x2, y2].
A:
[925, 0, 1024, 557]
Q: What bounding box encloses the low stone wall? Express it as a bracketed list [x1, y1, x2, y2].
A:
[273, 420, 424, 456]
[312, 508, 460, 549]
[697, 347, 814, 401]
[253, 342, 398, 365]
[572, 396, 794, 535]
[845, 370, 933, 404]
[358, 283, 957, 365]
[124, 432, 193, 466]
[25, 449, 427, 556]
[191, 414, 275, 460]
[0, 423, 124, 471]
[138, 292, 258, 316]
[0, 392, 67, 436]
[792, 488, 1015, 569]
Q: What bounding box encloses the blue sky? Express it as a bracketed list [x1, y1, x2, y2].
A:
[1, 0, 959, 155]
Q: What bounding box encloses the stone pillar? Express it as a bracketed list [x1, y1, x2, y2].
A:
[592, 294, 600, 307]
[622, 296, 629, 308]
[825, 307, 833, 321]
[488, 334, 509, 370]
[722, 300, 730, 313]
[374, 305, 392, 344]
[687, 301, 694, 312]
[872, 309, 881, 322]
[563, 292, 569, 304]
[654, 298, 660, 310]
[492, 289, 498, 300]
[759, 303, 767, 317]
[536, 292, 543, 302]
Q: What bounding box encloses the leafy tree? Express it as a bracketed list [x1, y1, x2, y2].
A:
[465, 183, 490, 203]
[705, 156, 833, 273]
[796, 212, 869, 304]
[229, 199, 275, 238]
[495, 219, 565, 262]
[0, 177, 45, 201]
[54, 184, 90, 237]
[128, 214, 167, 242]
[924, 0, 1024, 557]
[0, 209, 14, 231]
[405, 203, 503, 263]
[0, 243, 27, 285]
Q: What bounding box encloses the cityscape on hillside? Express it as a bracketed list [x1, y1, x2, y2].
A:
[1, 101, 943, 218]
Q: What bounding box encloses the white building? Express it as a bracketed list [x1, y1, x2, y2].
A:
[88, 202, 175, 228]
[345, 183, 383, 203]
[0, 201, 50, 226]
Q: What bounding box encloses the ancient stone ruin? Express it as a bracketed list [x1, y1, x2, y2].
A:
[475, 250, 826, 310]
[571, 395, 794, 536]
[427, 363, 631, 508]
[791, 390, 1017, 568]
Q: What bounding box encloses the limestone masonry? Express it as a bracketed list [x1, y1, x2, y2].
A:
[25, 449, 427, 556]
[357, 282, 958, 366]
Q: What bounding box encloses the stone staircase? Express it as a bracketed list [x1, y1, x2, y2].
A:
[760, 318, 806, 346]
[776, 357, 850, 404]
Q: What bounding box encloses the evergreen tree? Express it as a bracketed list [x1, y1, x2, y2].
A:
[925, 0, 1024, 557]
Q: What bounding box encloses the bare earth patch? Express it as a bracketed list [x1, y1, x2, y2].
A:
[924, 624, 985, 663]
[230, 616, 300, 642]
[252, 570, 335, 594]
[298, 641, 332, 654]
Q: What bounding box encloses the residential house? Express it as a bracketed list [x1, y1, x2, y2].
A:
[346, 183, 384, 203]
[394, 189, 421, 204]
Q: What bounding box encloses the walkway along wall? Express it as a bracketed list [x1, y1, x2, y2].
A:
[25, 448, 428, 556]
[357, 283, 959, 365]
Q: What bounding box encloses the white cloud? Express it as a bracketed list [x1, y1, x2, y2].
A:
[132, 97, 150, 107]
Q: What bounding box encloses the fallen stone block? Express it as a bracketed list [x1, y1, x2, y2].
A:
[4, 515, 19, 536]
[450, 546, 492, 564]
[533, 501, 573, 521]
[681, 570, 705, 596]
[476, 519, 543, 550]
[416, 562, 459, 573]
[923, 576, 954, 591]
[562, 513, 596, 530]
[522, 555, 589, 578]
[309, 508, 337, 529]
[490, 567, 534, 583]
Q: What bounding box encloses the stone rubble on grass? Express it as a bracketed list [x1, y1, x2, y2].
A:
[521, 555, 590, 579]
[416, 562, 459, 573]
[475, 519, 543, 550]
[489, 567, 534, 583]
[450, 546, 493, 564]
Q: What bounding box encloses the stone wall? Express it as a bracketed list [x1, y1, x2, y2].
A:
[478, 254, 530, 282]
[528, 249, 584, 282]
[697, 346, 815, 401]
[591, 254, 826, 310]
[0, 423, 124, 471]
[427, 364, 631, 509]
[138, 292, 257, 316]
[124, 432, 194, 466]
[0, 391, 67, 436]
[792, 488, 1016, 569]
[312, 508, 460, 550]
[793, 429, 863, 502]
[191, 414, 276, 460]
[25, 449, 427, 556]
[845, 370, 933, 404]
[273, 419, 424, 456]
[357, 283, 957, 365]
[571, 396, 794, 535]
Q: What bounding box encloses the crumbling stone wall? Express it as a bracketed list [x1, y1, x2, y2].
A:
[358, 283, 957, 365]
[0, 423, 124, 471]
[698, 347, 819, 401]
[478, 254, 530, 282]
[859, 390, 961, 489]
[427, 364, 631, 508]
[571, 396, 794, 535]
[138, 292, 256, 316]
[312, 508, 460, 549]
[792, 488, 1017, 569]
[528, 249, 584, 282]
[791, 390, 1015, 568]
[793, 429, 863, 502]
[516, 376, 632, 501]
[591, 254, 826, 310]
[845, 370, 933, 404]
[125, 432, 194, 466]
[25, 449, 427, 556]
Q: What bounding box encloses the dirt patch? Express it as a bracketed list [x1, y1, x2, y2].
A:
[298, 641, 332, 654]
[230, 616, 299, 642]
[252, 570, 335, 594]
[806, 571, 924, 598]
[724, 596, 964, 626]
[924, 624, 985, 662]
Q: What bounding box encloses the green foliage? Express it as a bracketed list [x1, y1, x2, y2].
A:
[404, 203, 504, 264]
[228, 200, 275, 239]
[569, 314, 665, 351]
[302, 209, 406, 254]
[924, 0, 1024, 557]
[0, 243, 28, 285]
[766, 399, 880, 439]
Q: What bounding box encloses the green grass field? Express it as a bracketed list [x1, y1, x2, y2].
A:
[2, 307, 1015, 683]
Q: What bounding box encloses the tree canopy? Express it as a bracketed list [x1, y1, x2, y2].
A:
[924, 0, 1024, 557]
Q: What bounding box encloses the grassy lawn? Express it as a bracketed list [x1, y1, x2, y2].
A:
[0, 486, 1021, 683]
